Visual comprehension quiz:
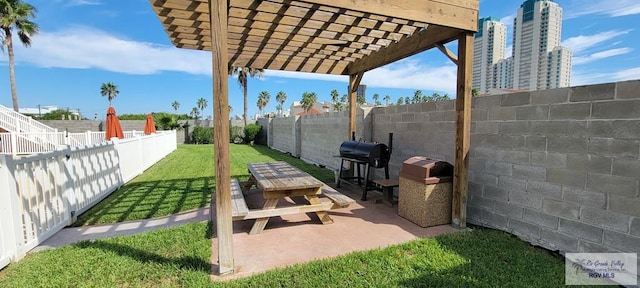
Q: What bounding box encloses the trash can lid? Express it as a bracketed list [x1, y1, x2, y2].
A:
[400, 156, 453, 184]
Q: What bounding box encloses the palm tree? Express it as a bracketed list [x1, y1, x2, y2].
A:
[275, 91, 286, 116]
[372, 93, 380, 106]
[197, 97, 207, 119]
[383, 94, 391, 106]
[100, 82, 119, 105]
[334, 102, 343, 112]
[1, 0, 38, 112]
[171, 100, 180, 111]
[412, 90, 423, 104]
[330, 89, 339, 110]
[229, 66, 264, 126]
[301, 92, 317, 112]
[257, 91, 270, 116]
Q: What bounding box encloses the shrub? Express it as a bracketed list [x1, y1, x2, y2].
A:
[243, 124, 262, 144]
[191, 126, 214, 144]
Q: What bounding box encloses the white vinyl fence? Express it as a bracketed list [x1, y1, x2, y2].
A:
[0, 131, 177, 269]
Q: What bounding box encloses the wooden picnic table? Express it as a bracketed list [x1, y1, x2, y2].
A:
[236, 161, 354, 235]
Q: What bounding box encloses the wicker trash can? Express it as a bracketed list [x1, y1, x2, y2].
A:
[398, 156, 454, 227]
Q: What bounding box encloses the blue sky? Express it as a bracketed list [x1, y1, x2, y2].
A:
[1, 0, 639, 120]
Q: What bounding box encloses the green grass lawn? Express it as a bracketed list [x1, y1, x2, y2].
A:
[74, 144, 334, 226]
[0, 223, 587, 287]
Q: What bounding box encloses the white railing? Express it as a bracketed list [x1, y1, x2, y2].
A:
[1, 130, 168, 155]
[0, 104, 57, 134]
[0, 130, 177, 268]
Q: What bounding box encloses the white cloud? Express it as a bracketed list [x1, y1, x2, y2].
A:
[7, 26, 458, 94]
[500, 14, 515, 28]
[565, 0, 640, 19]
[505, 44, 513, 58]
[572, 48, 633, 65]
[561, 30, 632, 53]
[12, 27, 212, 75]
[572, 66, 640, 86]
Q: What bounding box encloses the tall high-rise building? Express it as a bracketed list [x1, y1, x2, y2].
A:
[512, 0, 571, 90]
[472, 17, 507, 94]
[472, 0, 572, 93]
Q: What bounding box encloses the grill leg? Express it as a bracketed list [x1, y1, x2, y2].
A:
[362, 163, 370, 201]
[337, 158, 345, 188]
[385, 165, 389, 179]
[356, 162, 362, 186]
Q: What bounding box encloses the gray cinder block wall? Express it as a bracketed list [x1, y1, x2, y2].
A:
[259, 79, 640, 255]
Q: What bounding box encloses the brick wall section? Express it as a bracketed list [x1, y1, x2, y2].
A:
[258, 79, 640, 255]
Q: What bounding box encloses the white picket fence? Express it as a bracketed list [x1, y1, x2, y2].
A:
[0, 130, 177, 269]
[0, 131, 151, 155]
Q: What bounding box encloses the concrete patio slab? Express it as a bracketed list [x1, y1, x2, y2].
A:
[211, 184, 461, 280]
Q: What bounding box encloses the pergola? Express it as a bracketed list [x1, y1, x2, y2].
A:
[150, 0, 478, 275]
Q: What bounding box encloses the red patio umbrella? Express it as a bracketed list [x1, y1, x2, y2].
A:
[144, 113, 157, 135]
[105, 106, 124, 140]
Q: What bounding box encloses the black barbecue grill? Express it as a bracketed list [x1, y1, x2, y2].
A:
[337, 133, 393, 201]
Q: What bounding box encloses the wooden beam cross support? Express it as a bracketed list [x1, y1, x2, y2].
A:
[436, 43, 458, 65]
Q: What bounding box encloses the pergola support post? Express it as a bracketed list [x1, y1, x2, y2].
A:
[209, 0, 234, 275]
[348, 72, 364, 139]
[452, 32, 473, 229]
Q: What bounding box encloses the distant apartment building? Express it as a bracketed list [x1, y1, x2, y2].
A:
[472, 17, 507, 94]
[472, 0, 572, 93]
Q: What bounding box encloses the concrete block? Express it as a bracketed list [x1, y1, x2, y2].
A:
[486, 135, 525, 149]
[499, 150, 530, 164]
[508, 218, 541, 240]
[483, 185, 509, 201]
[612, 158, 640, 178]
[527, 180, 562, 200]
[587, 173, 638, 197]
[501, 92, 531, 107]
[540, 229, 579, 252]
[509, 191, 543, 209]
[525, 136, 547, 151]
[515, 105, 549, 120]
[589, 120, 640, 139]
[498, 176, 527, 192]
[499, 122, 530, 135]
[603, 230, 640, 253]
[436, 100, 455, 111]
[549, 103, 591, 120]
[567, 154, 612, 174]
[542, 199, 580, 220]
[608, 194, 640, 217]
[547, 168, 586, 188]
[524, 208, 559, 229]
[401, 113, 415, 122]
[470, 134, 487, 146]
[473, 147, 500, 160]
[616, 79, 640, 99]
[472, 122, 500, 134]
[578, 240, 618, 253]
[469, 157, 487, 171]
[468, 205, 483, 221]
[420, 102, 437, 112]
[495, 200, 524, 218]
[558, 218, 604, 243]
[592, 100, 640, 119]
[531, 87, 570, 104]
[470, 195, 496, 210]
[581, 207, 630, 233]
[589, 138, 640, 158]
[563, 187, 606, 209]
[631, 218, 640, 237]
[547, 137, 588, 154]
[486, 161, 513, 176]
[570, 83, 615, 102]
[531, 152, 566, 168]
[474, 95, 502, 109]
[471, 108, 488, 121]
[487, 107, 516, 121]
[482, 210, 508, 228]
[468, 181, 483, 197]
[474, 173, 499, 186]
[531, 121, 589, 137]
[513, 165, 546, 181]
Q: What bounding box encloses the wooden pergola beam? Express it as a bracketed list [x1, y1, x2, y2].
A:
[348, 71, 364, 139]
[452, 32, 473, 229]
[301, 0, 478, 32]
[346, 25, 460, 75]
[209, 0, 233, 275]
[436, 43, 458, 65]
